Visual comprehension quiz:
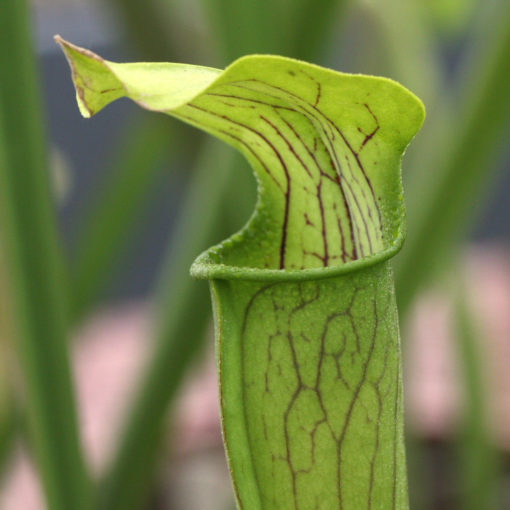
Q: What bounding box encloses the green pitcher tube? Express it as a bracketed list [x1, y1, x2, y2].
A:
[203, 264, 407, 509]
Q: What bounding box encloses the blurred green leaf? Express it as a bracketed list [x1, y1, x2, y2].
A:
[0, 259, 15, 479]
[395, 0, 510, 317]
[287, 0, 348, 61]
[108, 0, 176, 60]
[70, 116, 172, 322]
[454, 280, 502, 510]
[0, 342, 15, 480]
[95, 139, 235, 510]
[201, 0, 281, 60]
[202, 0, 346, 62]
[0, 2, 90, 509]
[424, 0, 477, 35]
[361, 0, 440, 108]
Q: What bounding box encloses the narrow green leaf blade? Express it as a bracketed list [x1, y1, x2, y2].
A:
[0, 13, 90, 510]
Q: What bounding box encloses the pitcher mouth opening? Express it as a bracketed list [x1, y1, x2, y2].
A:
[190, 223, 404, 282]
[56, 39, 422, 284]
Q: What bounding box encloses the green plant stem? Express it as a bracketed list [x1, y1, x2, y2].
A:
[110, 0, 210, 65]
[453, 280, 501, 510]
[70, 116, 172, 322]
[0, 406, 15, 480]
[361, 0, 440, 106]
[395, 1, 510, 317]
[108, 0, 176, 60]
[0, 2, 90, 509]
[283, 0, 349, 61]
[202, 0, 281, 60]
[95, 139, 235, 510]
[203, 0, 346, 63]
[0, 341, 16, 481]
[0, 117, 175, 482]
[0, 252, 16, 479]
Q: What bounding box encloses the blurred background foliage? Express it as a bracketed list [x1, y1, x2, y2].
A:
[0, 0, 509, 508]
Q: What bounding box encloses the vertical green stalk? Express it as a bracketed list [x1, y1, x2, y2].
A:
[0, 253, 16, 478]
[454, 283, 501, 510]
[70, 117, 172, 321]
[202, 0, 281, 59]
[287, 0, 348, 61]
[0, 344, 15, 480]
[108, 0, 176, 61]
[395, 0, 510, 316]
[0, 3, 90, 510]
[95, 139, 235, 510]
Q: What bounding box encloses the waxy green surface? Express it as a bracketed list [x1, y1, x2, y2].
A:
[213, 266, 407, 509]
[57, 37, 424, 509]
